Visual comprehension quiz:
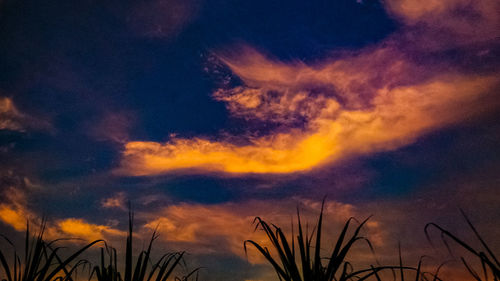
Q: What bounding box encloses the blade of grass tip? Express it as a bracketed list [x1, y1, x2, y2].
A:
[359, 237, 381, 266]
[460, 209, 500, 268]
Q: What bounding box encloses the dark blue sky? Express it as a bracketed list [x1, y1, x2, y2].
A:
[0, 0, 499, 280]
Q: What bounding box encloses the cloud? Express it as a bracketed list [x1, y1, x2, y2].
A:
[140, 199, 382, 264]
[0, 174, 126, 242]
[0, 172, 37, 231]
[101, 192, 127, 210]
[88, 112, 134, 144]
[0, 97, 52, 132]
[117, 0, 500, 176]
[118, 64, 499, 175]
[384, 0, 500, 49]
[57, 218, 126, 241]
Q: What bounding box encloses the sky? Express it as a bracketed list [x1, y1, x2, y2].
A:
[0, 0, 499, 280]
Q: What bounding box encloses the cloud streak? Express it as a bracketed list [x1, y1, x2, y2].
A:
[117, 0, 500, 176]
[0, 97, 51, 132]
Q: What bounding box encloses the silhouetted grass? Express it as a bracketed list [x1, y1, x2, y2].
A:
[244, 199, 435, 281]
[91, 210, 198, 281]
[425, 210, 499, 281]
[0, 221, 101, 281]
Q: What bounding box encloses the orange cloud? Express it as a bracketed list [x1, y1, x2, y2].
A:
[101, 192, 127, 210]
[119, 55, 499, 175]
[0, 184, 125, 243]
[117, 0, 500, 176]
[0, 97, 52, 132]
[140, 199, 382, 264]
[384, 0, 500, 48]
[0, 97, 29, 132]
[0, 205, 29, 231]
[0, 184, 35, 231]
[57, 218, 126, 242]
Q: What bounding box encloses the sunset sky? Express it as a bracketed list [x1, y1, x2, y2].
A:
[0, 0, 499, 280]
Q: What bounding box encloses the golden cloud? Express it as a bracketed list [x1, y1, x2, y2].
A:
[0, 186, 126, 242]
[57, 218, 126, 242]
[117, 0, 500, 176]
[140, 199, 382, 264]
[119, 55, 499, 175]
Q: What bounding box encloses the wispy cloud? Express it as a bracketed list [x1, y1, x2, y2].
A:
[118, 50, 499, 175]
[101, 192, 128, 210]
[384, 0, 499, 49]
[0, 97, 51, 132]
[117, 0, 500, 176]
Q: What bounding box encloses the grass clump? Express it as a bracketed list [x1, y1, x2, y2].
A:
[425, 210, 499, 281]
[91, 211, 198, 281]
[244, 199, 410, 281]
[0, 221, 101, 281]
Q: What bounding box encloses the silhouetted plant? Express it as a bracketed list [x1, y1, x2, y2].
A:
[425, 210, 499, 281]
[244, 199, 425, 281]
[0, 221, 101, 281]
[91, 210, 198, 281]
